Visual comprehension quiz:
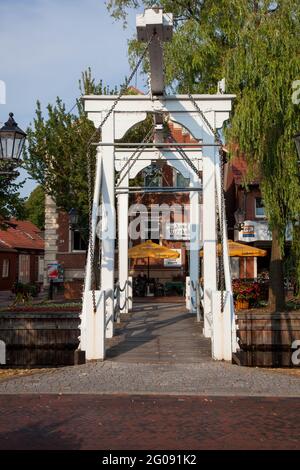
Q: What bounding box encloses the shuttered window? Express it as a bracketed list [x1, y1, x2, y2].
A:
[18, 254, 30, 283]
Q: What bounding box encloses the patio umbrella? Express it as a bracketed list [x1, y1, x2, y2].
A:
[128, 240, 180, 282]
[200, 240, 267, 257]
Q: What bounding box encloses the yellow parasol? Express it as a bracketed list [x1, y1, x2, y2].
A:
[128, 240, 179, 281]
[200, 240, 267, 257]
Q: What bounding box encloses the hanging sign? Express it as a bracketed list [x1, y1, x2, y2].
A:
[47, 262, 64, 282]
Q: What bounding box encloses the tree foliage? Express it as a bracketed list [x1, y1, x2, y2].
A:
[0, 162, 25, 225]
[24, 185, 45, 230]
[23, 69, 114, 222]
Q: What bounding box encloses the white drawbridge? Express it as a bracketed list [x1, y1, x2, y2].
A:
[80, 7, 238, 362]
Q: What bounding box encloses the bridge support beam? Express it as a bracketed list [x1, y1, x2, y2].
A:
[101, 115, 115, 339]
[118, 173, 129, 314]
[189, 175, 201, 313]
[202, 144, 217, 338]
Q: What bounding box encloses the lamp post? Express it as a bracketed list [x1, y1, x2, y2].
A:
[68, 208, 79, 230]
[234, 208, 245, 232]
[0, 113, 26, 176]
[0, 113, 26, 162]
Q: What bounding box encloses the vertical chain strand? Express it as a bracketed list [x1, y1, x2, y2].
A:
[188, 93, 226, 312]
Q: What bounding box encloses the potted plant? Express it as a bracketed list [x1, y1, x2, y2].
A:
[232, 279, 260, 309]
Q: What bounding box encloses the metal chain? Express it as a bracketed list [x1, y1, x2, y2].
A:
[166, 125, 201, 178]
[188, 93, 226, 312]
[116, 128, 155, 187]
[86, 33, 155, 313]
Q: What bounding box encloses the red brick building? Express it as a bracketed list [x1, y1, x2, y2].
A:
[0, 219, 44, 291]
[224, 153, 291, 279]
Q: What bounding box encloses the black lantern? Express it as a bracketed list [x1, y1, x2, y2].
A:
[0, 113, 26, 162]
[234, 208, 245, 231]
[69, 208, 79, 228]
[294, 132, 300, 161]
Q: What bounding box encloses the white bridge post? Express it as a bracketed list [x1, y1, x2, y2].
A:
[189, 173, 201, 313]
[202, 143, 217, 338]
[101, 114, 116, 339]
[118, 173, 129, 314]
[80, 146, 103, 358]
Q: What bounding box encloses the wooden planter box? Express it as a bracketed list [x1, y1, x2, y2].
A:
[235, 299, 249, 310]
[0, 311, 84, 368]
[234, 311, 300, 367]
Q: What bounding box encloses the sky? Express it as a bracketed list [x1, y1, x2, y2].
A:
[0, 0, 141, 197]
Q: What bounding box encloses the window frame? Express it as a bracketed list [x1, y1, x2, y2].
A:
[2, 259, 9, 278]
[255, 197, 266, 219]
[71, 229, 87, 253]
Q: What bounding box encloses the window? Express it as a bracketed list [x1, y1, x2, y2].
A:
[176, 172, 189, 188]
[255, 197, 265, 218]
[18, 254, 30, 283]
[143, 164, 162, 188]
[72, 230, 87, 251]
[37, 256, 44, 282]
[2, 259, 9, 278]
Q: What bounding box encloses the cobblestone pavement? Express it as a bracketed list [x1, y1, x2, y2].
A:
[1, 360, 300, 396]
[0, 394, 299, 450]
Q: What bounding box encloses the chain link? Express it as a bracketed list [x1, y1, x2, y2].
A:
[116, 127, 155, 188]
[86, 33, 155, 313]
[188, 93, 226, 312]
[166, 125, 201, 178]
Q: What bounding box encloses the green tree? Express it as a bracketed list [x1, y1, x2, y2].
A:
[25, 185, 45, 230]
[23, 69, 106, 224]
[225, 1, 300, 310]
[24, 68, 153, 226]
[107, 0, 300, 310]
[0, 162, 25, 225]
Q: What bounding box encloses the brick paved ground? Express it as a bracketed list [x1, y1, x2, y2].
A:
[0, 394, 299, 450]
[1, 302, 300, 450]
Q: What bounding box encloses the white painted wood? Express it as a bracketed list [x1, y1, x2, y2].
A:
[118, 172, 129, 314]
[115, 149, 202, 179]
[115, 112, 147, 140]
[83, 290, 106, 361]
[202, 142, 217, 338]
[80, 146, 102, 353]
[215, 149, 237, 354]
[101, 115, 115, 339]
[189, 174, 201, 313]
[211, 291, 233, 361]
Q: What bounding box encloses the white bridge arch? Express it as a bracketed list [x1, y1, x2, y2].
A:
[80, 7, 238, 363]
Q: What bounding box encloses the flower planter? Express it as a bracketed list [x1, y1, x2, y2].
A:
[0, 311, 84, 367]
[236, 299, 249, 310]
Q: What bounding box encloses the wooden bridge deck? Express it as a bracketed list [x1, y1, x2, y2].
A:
[106, 301, 212, 364]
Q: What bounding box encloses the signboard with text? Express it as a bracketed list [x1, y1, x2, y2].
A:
[164, 223, 190, 240]
[47, 262, 64, 282]
[164, 249, 182, 267]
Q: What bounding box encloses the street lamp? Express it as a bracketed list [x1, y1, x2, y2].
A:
[0, 113, 26, 162]
[234, 208, 245, 231]
[68, 208, 79, 229]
